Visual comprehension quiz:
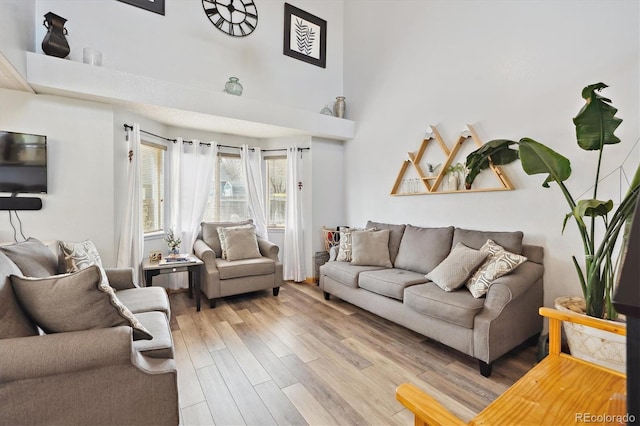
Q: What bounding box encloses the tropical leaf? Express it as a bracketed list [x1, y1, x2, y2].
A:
[464, 139, 519, 186]
[518, 138, 571, 188]
[573, 82, 622, 151]
[575, 199, 614, 218]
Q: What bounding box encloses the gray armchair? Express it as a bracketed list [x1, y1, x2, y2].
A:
[194, 221, 283, 308]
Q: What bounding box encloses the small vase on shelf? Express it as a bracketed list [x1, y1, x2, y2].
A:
[334, 96, 346, 118]
[320, 105, 333, 116]
[41, 12, 70, 58]
[224, 77, 243, 96]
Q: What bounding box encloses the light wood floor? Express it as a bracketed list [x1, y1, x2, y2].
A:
[169, 282, 537, 426]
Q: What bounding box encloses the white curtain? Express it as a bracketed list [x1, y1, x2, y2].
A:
[241, 144, 269, 239]
[169, 138, 217, 289]
[283, 146, 306, 282]
[117, 123, 144, 285]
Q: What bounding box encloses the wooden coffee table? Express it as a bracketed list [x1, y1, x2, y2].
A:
[142, 254, 204, 311]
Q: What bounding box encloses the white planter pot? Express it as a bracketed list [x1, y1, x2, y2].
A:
[554, 296, 626, 373]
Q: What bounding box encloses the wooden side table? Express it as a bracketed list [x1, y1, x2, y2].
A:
[142, 254, 204, 312]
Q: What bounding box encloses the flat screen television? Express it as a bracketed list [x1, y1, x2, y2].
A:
[0, 130, 47, 194]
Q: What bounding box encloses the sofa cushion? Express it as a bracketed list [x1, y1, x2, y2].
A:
[58, 240, 103, 273]
[394, 225, 454, 274]
[359, 269, 428, 300]
[452, 228, 524, 254]
[321, 261, 386, 288]
[426, 242, 488, 291]
[11, 265, 152, 341]
[215, 257, 275, 280]
[351, 229, 392, 268]
[365, 221, 406, 264]
[466, 242, 528, 298]
[201, 219, 253, 258]
[404, 283, 486, 329]
[0, 238, 58, 277]
[117, 287, 171, 319]
[0, 252, 38, 339]
[133, 311, 174, 359]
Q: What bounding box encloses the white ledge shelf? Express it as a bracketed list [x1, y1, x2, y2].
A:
[25, 52, 355, 140]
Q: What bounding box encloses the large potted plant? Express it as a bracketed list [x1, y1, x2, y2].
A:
[464, 83, 640, 370]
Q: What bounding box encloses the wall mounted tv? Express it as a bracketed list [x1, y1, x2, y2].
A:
[0, 130, 47, 194]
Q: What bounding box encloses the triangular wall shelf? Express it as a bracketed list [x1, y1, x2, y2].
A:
[390, 124, 514, 195]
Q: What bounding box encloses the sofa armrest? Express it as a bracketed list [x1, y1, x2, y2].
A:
[483, 261, 544, 313]
[194, 239, 217, 265]
[104, 267, 138, 290]
[0, 327, 134, 383]
[257, 237, 280, 262]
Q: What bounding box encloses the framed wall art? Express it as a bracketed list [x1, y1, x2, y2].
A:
[117, 0, 165, 15]
[283, 3, 326, 68]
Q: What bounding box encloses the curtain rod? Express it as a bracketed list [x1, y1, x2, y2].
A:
[123, 124, 310, 152]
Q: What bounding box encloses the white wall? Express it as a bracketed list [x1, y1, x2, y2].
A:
[343, 0, 640, 307]
[31, 0, 344, 113]
[0, 0, 34, 78]
[0, 89, 117, 265]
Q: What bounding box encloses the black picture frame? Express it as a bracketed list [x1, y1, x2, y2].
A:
[117, 0, 165, 15]
[283, 3, 326, 68]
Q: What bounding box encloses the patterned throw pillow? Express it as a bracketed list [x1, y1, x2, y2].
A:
[466, 239, 527, 298]
[11, 265, 152, 340]
[59, 240, 103, 273]
[426, 242, 488, 291]
[336, 227, 362, 262]
[217, 224, 256, 259]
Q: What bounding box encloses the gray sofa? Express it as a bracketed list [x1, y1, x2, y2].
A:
[319, 221, 544, 377]
[194, 220, 283, 308]
[0, 239, 178, 425]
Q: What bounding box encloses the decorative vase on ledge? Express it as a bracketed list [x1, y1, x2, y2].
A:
[334, 96, 346, 118]
[224, 77, 243, 96]
[42, 12, 70, 59]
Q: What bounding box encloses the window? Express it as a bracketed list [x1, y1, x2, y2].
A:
[140, 142, 165, 233]
[203, 153, 249, 222]
[265, 156, 287, 227]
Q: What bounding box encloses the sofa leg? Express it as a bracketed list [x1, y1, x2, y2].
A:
[479, 360, 493, 377]
[209, 299, 216, 309]
[323, 291, 330, 301]
[273, 287, 280, 296]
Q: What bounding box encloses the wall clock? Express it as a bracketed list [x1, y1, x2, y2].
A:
[202, 0, 258, 37]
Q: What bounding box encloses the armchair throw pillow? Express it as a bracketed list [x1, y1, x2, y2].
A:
[219, 225, 262, 261]
[466, 239, 527, 298]
[201, 220, 253, 258]
[426, 242, 488, 291]
[217, 224, 255, 260]
[351, 229, 392, 268]
[11, 265, 153, 340]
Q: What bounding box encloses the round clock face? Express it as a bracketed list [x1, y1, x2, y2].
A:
[202, 0, 258, 37]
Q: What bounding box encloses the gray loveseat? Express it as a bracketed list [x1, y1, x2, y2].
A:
[0, 239, 178, 425]
[319, 221, 544, 377]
